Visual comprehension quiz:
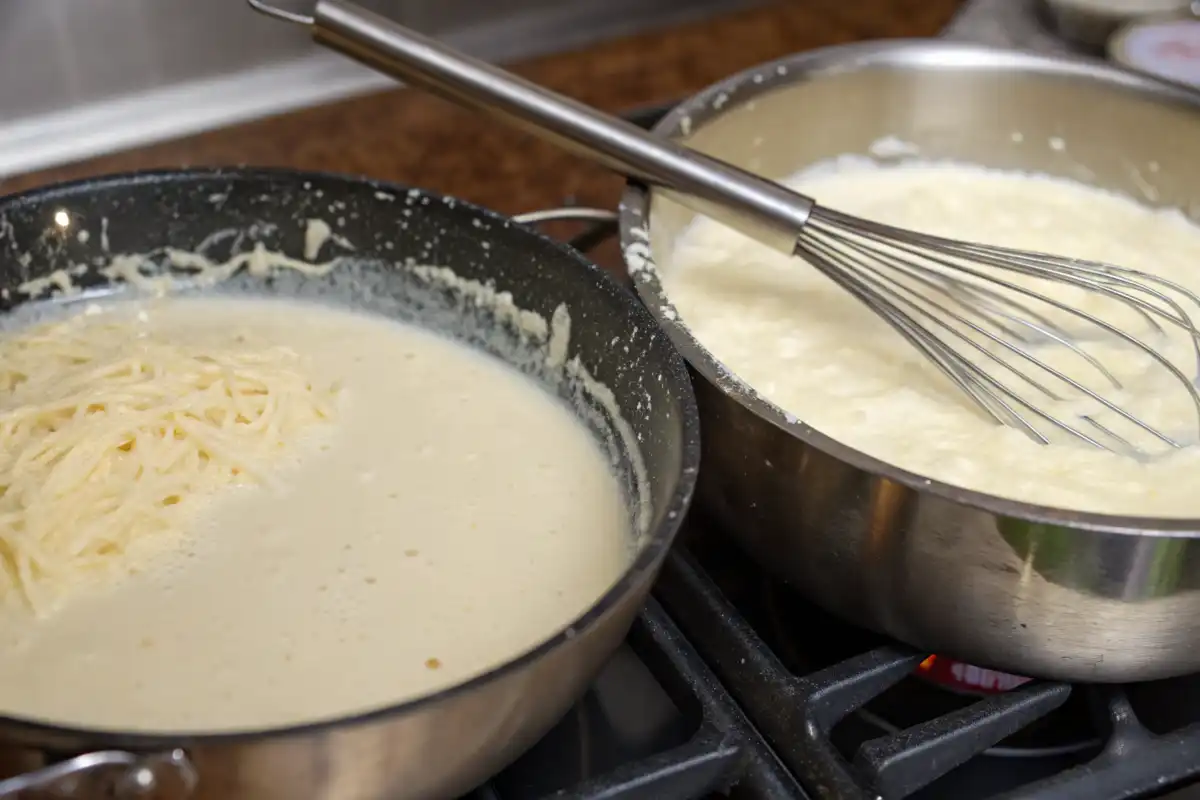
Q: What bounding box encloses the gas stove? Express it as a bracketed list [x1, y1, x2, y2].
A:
[462, 517, 1200, 800]
[462, 512, 1200, 800]
[460, 91, 1200, 800]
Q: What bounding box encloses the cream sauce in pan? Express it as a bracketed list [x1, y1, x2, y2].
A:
[0, 297, 633, 732]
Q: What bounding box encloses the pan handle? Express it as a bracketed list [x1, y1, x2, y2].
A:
[245, 0, 314, 25]
[512, 208, 616, 227]
[0, 748, 196, 798]
[514, 207, 622, 264]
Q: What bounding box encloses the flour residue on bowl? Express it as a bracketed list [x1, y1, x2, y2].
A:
[303, 218, 354, 260]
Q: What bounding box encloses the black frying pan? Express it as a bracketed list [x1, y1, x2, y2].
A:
[0, 167, 699, 800]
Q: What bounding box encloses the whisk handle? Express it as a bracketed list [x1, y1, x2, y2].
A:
[259, 0, 815, 255]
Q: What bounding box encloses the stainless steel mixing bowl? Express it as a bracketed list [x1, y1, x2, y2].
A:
[618, 39, 1200, 682]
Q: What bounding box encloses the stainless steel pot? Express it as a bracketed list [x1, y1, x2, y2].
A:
[0, 169, 699, 799]
[618, 39, 1200, 683]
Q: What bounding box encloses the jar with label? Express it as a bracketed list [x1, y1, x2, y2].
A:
[1042, 0, 1195, 48]
[1109, 15, 1200, 88]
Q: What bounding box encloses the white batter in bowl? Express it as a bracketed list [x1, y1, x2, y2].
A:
[663, 161, 1200, 516]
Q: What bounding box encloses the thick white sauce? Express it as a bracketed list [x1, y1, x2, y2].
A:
[664, 162, 1200, 515]
[0, 297, 632, 731]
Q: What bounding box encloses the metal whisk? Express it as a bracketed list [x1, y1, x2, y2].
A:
[251, 0, 1200, 456]
[797, 207, 1200, 455]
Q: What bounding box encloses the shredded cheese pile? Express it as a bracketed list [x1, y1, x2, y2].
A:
[0, 309, 340, 615]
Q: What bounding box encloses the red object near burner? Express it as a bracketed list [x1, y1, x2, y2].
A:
[916, 655, 1032, 696]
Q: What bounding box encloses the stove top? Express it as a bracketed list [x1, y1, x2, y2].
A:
[463, 513, 1200, 800]
[464, 10, 1200, 794]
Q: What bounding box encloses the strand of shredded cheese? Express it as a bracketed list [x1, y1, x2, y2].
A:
[0, 308, 339, 615]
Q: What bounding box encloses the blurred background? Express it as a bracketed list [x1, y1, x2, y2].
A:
[3, 1, 1195, 187]
[0, 0, 760, 177]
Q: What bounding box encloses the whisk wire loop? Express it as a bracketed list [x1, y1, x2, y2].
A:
[800, 232, 1120, 450]
[794, 205, 1200, 457]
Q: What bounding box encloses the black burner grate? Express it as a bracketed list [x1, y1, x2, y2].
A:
[467, 598, 805, 800]
[657, 543, 1200, 800]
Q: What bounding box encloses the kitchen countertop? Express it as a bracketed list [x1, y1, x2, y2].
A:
[2, 0, 964, 218]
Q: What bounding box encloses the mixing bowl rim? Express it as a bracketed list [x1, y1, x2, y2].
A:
[0, 166, 701, 745]
[618, 37, 1200, 538]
